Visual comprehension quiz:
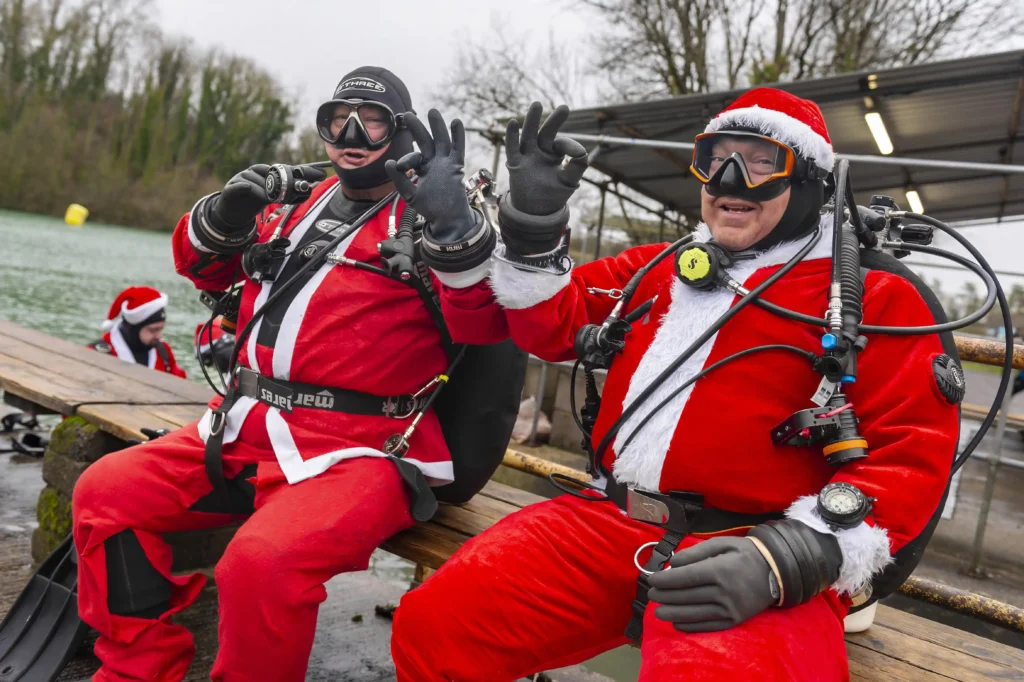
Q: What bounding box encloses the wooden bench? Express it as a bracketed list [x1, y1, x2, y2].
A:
[1, 320, 1023, 681]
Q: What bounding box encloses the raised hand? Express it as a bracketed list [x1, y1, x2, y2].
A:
[385, 109, 479, 244]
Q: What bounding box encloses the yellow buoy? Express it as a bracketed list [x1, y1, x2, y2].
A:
[65, 203, 89, 226]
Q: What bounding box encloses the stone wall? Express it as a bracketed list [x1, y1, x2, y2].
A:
[33, 416, 238, 571]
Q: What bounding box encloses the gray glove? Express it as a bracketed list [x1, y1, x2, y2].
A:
[384, 110, 480, 244]
[646, 536, 778, 633]
[500, 102, 588, 256]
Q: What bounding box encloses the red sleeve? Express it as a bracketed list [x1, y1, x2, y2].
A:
[434, 275, 510, 345]
[832, 271, 958, 554]
[163, 342, 187, 379]
[490, 243, 666, 362]
[171, 200, 284, 291]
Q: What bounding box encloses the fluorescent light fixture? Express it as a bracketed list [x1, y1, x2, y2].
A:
[867, 74, 879, 90]
[864, 112, 894, 155]
[905, 190, 924, 214]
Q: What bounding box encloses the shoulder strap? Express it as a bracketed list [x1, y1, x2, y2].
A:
[408, 257, 459, 363]
[154, 342, 173, 373]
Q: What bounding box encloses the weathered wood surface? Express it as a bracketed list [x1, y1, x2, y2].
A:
[0, 321, 210, 440]
[1, 320, 1023, 680]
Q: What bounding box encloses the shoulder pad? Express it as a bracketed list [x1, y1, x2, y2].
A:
[91, 341, 112, 354]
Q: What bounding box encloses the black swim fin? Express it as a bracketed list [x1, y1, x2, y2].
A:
[0, 534, 89, 682]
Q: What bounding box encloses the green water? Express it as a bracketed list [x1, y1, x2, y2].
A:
[0, 208, 642, 681]
[0, 209, 210, 380]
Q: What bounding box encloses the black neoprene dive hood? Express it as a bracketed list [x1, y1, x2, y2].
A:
[323, 66, 415, 190]
[705, 124, 826, 253]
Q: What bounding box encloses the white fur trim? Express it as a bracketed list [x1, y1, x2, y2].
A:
[489, 245, 572, 310]
[612, 214, 835, 490]
[197, 397, 258, 445]
[706, 106, 835, 172]
[121, 294, 168, 325]
[785, 495, 893, 596]
[432, 260, 491, 289]
[265, 407, 455, 485]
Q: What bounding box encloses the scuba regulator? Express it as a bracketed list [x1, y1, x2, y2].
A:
[567, 156, 1009, 494]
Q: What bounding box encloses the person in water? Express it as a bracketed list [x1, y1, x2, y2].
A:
[89, 286, 186, 377]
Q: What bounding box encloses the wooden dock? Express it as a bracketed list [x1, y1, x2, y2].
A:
[1, 320, 1023, 681]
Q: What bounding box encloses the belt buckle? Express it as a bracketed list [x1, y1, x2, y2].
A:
[236, 367, 258, 396]
[626, 488, 675, 527]
[385, 396, 416, 420]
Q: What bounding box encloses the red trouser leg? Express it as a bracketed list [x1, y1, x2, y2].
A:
[72, 423, 254, 682]
[392, 494, 850, 682]
[210, 456, 415, 682]
[392, 494, 661, 681]
[640, 588, 848, 681]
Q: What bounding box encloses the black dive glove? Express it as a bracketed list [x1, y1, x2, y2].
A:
[500, 102, 588, 256]
[210, 164, 274, 232]
[242, 237, 290, 284]
[647, 520, 842, 633]
[385, 110, 494, 273]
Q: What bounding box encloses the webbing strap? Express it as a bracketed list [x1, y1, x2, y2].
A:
[625, 529, 686, 642]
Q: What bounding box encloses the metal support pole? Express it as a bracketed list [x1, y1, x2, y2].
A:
[527, 361, 550, 446]
[490, 136, 503, 180]
[594, 184, 608, 261]
[657, 215, 665, 243]
[967, 382, 1014, 576]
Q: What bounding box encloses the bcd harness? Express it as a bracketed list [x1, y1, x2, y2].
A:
[202, 189, 463, 524]
[558, 160, 1002, 641]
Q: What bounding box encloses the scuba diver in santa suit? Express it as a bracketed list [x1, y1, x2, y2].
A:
[89, 286, 187, 377]
[70, 66, 513, 682]
[386, 89, 960, 680]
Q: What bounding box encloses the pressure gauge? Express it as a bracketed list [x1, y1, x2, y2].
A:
[817, 482, 872, 530]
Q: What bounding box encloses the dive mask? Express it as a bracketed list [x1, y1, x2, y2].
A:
[690, 131, 826, 202]
[316, 98, 403, 150]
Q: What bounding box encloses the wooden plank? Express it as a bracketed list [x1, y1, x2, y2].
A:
[846, 640, 958, 682]
[478, 480, 546, 509]
[871, 604, 1024, 672]
[0, 331, 209, 409]
[381, 521, 471, 570]
[961, 402, 1024, 428]
[0, 322, 211, 402]
[847, 617, 1018, 681]
[76, 404, 184, 442]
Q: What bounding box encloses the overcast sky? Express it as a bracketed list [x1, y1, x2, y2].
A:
[154, 0, 590, 119]
[152, 0, 1024, 292]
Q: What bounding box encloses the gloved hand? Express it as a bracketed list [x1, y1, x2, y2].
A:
[242, 237, 291, 283]
[209, 164, 274, 232]
[384, 109, 481, 244]
[647, 536, 779, 633]
[500, 102, 588, 255]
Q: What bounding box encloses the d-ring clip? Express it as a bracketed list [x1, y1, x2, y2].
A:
[633, 541, 660, 576]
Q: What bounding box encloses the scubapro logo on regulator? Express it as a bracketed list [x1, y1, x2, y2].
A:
[677, 247, 711, 281]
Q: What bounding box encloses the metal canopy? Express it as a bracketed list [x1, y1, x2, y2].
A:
[560, 51, 1024, 223]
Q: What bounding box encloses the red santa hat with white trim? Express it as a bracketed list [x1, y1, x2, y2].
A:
[102, 286, 169, 331]
[704, 87, 835, 173]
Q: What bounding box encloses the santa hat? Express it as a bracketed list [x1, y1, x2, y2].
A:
[102, 286, 168, 331]
[194, 317, 228, 354]
[704, 88, 835, 172]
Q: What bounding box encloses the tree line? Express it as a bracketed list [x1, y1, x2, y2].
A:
[0, 0, 302, 229]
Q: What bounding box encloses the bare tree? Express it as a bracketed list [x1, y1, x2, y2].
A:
[582, 0, 1023, 99]
[434, 18, 592, 128]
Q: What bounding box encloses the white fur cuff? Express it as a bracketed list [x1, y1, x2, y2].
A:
[489, 251, 572, 310]
[431, 260, 491, 289]
[785, 495, 893, 596]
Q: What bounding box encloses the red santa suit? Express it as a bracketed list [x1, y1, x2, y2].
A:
[392, 100, 959, 680]
[88, 287, 187, 378]
[71, 175, 506, 682]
